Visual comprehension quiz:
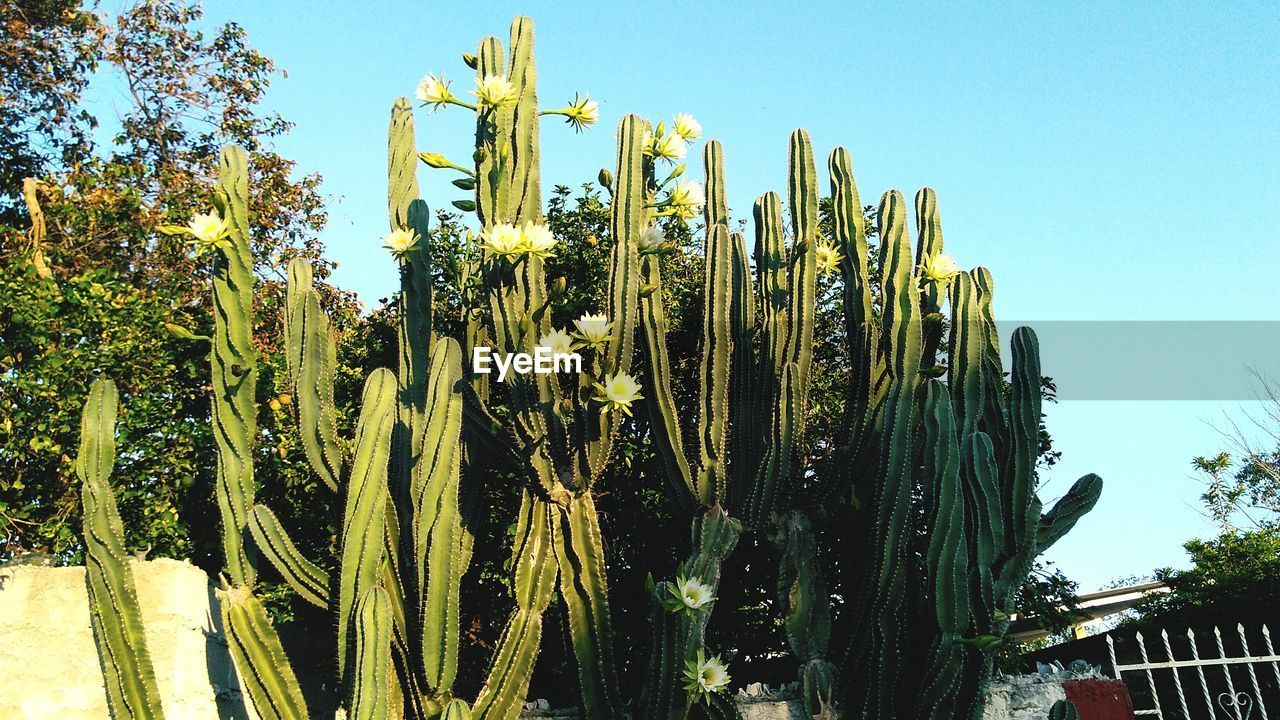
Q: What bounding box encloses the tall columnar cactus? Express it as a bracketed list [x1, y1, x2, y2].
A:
[78, 378, 165, 720]
[211, 145, 258, 586]
[833, 187, 1104, 719]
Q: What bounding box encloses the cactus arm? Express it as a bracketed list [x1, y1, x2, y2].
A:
[638, 505, 742, 720]
[390, 97, 434, 515]
[473, 36, 509, 228]
[553, 494, 621, 719]
[829, 148, 874, 447]
[221, 586, 309, 720]
[581, 114, 647, 480]
[914, 381, 971, 719]
[284, 259, 311, 383]
[947, 272, 987, 442]
[914, 188, 947, 364]
[337, 369, 397, 681]
[783, 129, 819, 404]
[473, 492, 558, 720]
[1037, 474, 1103, 552]
[695, 223, 734, 505]
[414, 339, 466, 692]
[443, 699, 474, 720]
[78, 378, 166, 720]
[1005, 328, 1043, 560]
[726, 227, 756, 510]
[248, 504, 331, 608]
[748, 363, 799, 523]
[211, 144, 258, 585]
[754, 192, 788, 385]
[639, 255, 696, 503]
[877, 190, 923, 381]
[776, 509, 834, 716]
[506, 16, 541, 223]
[352, 587, 393, 720]
[286, 260, 342, 491]
[962, 432, 1004, 633]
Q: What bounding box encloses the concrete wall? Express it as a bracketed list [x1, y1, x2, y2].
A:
[0, 558, 250, 720]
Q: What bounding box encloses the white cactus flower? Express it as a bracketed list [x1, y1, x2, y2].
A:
[673, 113, 702, 141]
[520, 221, 558, 259]
[538, 328, 575, 358]
[187, 211, 230, 248]
[674, 576, 715, 610]
[683, 650, 732, 696]
[667, 180, 705, 219]
[639, 224, 667, 252]
[593, 372, 644, 415]
[473, 74, 519, 109]
[920, 253, 961, 284]
[648, 130, 687, 161]
[573, 312, 613, 349]
[382, 228, 421, 258]
[416, 74, 452, 107]
[481, 223, 525, 257]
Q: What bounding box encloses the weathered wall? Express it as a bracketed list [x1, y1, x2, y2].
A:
[0, 558, 251, 719]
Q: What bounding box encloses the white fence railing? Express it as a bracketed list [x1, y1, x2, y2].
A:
[1108, 624, 1280, 719]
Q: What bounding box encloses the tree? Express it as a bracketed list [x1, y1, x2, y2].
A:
[0, 1, 359, 573]
[1126, 525, 1280, 630]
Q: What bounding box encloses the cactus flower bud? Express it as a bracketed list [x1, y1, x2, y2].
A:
[598, 168, 613, 189]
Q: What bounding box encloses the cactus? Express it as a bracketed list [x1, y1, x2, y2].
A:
[69, 15, 1110, 720]
[210, 144, 258, 586]
[220, 585, 309, 720]
[1049, 699, 1081, 720]
[78, 378, 165, 720]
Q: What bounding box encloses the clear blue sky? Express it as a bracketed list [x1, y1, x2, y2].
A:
[164, 1, 1278, 590]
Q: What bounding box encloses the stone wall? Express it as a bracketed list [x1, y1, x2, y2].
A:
[982, 668, 1114, 720]
[0, 558, 250, 719]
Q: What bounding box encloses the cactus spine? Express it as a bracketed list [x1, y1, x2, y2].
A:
[78, 378, 165, 720]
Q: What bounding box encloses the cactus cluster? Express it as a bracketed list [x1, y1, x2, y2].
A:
[72, 13, 1104, 720]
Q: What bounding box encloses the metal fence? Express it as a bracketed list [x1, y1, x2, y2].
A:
[1108, 624, 1280, 719]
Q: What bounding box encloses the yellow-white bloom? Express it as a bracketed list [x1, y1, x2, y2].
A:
[920, 253, 961, 284]
[573, 313, 613, 349]
[188, 211, 230, 247]
[383, 229, 421, 257]
[538, 328, 574, 357]
[482, 223, 525, 257]
[563, 95, 599, 131]
[416, 74, 452, 107]
[815, 239, 843, 275]
[683, 651, 731, 696]
[158, 211, 230, 250]
[594, 372, 643, 415]
[473, 74, 518, 109]
[673, 113, 702, 141]
[648, 130, 687, 161]
[639, 224, 667, 252]
[674, 576, 715, 610]
[667, 180, 705, 219]
[520, 221, 558, 258]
